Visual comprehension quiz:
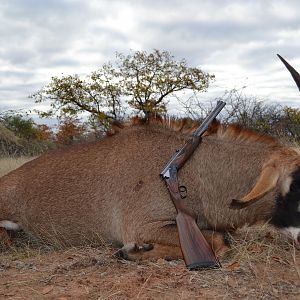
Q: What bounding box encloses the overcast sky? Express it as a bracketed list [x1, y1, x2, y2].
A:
[1, 0, 300, 118]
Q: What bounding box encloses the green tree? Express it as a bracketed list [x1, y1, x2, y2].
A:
[278, 107, 300, 140]
[0, 113, 39, 140]
[182, 87, 300, 142]
[0, 111, 55, 156]
[117, 50, 214, 119]
[31, 49, 214, 126]
[32, 64, 123, 130]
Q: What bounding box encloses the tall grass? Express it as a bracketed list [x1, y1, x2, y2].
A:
[0, 156, 36, 177]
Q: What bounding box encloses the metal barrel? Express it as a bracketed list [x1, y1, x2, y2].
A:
[193, 101, 226, 137]
[160, 101, 226, 178]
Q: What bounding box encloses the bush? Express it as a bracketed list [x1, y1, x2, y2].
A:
[0, 112, 56, 157]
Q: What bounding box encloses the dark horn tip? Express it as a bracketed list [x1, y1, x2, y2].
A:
[276, 54, 300, 91]
[229, 199, 250, 210]
[277, 54, 284, 61]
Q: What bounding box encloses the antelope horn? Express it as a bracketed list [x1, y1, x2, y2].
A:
[277, 54, 300, 91]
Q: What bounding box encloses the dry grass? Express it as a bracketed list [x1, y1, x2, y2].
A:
[0, 225, 299, 299]
[0, 156, 36, 177]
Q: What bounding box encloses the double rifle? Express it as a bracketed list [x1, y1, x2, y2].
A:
[160, 101, 226, 270]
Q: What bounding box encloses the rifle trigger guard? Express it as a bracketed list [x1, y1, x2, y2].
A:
[179, 185, 187, 199]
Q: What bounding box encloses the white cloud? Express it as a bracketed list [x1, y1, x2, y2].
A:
[0, 0, 300, 115]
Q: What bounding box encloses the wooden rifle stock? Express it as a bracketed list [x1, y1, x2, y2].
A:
[160, 101, 225, 270]
[165, 165, 220, 269]
[176, 211, 219, 269]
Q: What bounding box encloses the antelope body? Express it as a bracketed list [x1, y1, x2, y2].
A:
[1, 54, 300, 259]
[1, 121, 300, 259]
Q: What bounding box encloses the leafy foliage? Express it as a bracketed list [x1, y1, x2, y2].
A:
[2, 113, 54, 141]
[56, 117, 86, 145]
[1, 113, 39, 140]
[280, 107, 300, 139]
[117, 50, 214, 119]
[0, 111, 55, 156]
[32, 68, 124, 130]
[35, 124, 53, 141]
[181, 88, 300, 142]
[31, 49, 214, 127]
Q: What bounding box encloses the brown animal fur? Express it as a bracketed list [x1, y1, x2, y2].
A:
[0, 120, 299, 259]
[214, 122, 300, 207]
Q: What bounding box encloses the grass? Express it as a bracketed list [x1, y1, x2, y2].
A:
[0, 156, 36, 177]
[0, 220, 299, 299]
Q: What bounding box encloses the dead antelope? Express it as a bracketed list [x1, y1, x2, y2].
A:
[0, 55, 299, 260]
[231, 55, 300, 208]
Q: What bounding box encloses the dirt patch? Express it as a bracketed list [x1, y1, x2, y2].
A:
[0, 227, 299, 299]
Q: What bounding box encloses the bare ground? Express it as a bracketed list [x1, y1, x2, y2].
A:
[0, 226, 299, 300]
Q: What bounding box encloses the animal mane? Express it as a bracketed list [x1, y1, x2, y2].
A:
[111, 116, 281, 147]
[207, 121, 281, 147]
[110, 116, 200, 135]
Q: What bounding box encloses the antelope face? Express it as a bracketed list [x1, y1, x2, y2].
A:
[275, 55, 300, 248]
[271, 168, 300, 248]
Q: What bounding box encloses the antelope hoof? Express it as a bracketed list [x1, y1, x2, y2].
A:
[229, 199, 250, 209]
[142, 243, 154, 251]
[114, 243, 154, 260]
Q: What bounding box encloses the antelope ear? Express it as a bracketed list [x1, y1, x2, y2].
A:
[230, 165, 280, 209]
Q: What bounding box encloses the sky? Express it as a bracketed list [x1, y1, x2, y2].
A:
[1, 0, 300, 120]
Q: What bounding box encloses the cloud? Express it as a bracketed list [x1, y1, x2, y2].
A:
[0, 0, 300, 116]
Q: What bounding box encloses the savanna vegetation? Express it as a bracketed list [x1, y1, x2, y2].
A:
[2, 50, 300, 158]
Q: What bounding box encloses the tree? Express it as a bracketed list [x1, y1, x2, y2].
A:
[0, 112, 39, 140]
[55, 117, 86, 145]
[35, 124, 53, 141]
[32, 64, 124, 131]
[277, 107, 300, 140]
[117, 50, 214, 119]
[0, 111, 55, 156]
[31, 49, 214, 127]
[181, 87, 300, 142]
[219, 89, 282, 133]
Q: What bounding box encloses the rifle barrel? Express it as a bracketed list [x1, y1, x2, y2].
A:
[193, 101, 226, 137]
[160, 101, 226, 178]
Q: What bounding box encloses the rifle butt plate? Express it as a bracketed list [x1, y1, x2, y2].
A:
[187, 260, 221, 271]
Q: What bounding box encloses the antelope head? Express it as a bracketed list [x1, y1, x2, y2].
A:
[230, 55, 300, 247]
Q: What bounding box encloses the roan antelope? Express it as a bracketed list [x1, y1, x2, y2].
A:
[0, 55, 299, 260]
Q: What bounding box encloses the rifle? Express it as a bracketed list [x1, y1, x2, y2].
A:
[160, 101, 226, 270]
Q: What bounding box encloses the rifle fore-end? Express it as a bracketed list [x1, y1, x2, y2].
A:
[161, 136, 201, 178]
[173, 136, 202, 170]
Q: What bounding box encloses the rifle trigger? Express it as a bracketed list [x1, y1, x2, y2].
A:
[179, 185, 187, 199]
